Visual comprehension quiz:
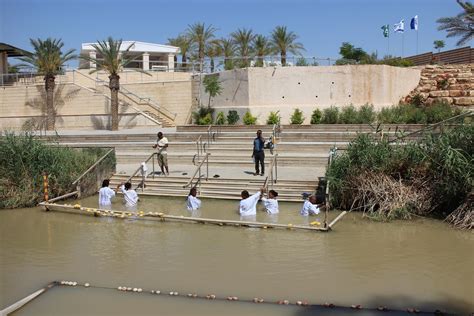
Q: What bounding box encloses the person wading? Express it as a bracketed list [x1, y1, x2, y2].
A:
[252, 129, 265, 176]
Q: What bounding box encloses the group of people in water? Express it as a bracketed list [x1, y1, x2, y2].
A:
[99, 178, 324, 218]
[98, 129, 325, 219]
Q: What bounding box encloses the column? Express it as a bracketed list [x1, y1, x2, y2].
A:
[89, 51, 96, 69]
[0, 52, 7, 74]
[142, 53, 150, 71]
[168, 54, 175, 72]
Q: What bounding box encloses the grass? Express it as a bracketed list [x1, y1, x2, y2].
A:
[326, 123, 473, 227]
[0, 132, 115, 208]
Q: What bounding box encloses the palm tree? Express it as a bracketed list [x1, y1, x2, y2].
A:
[206, 40, 222, 73]
[186, 22, 217, 70]
[17, 38, 76, 130]
[81, 37, 149, 131]
[437, 0, 474, 46]
[433, 40, 446, 53]
[270, 26, 305, 66]
[253, 35, 272, 67]
[231, 28, 255, 68]
[168, 35, 192, 69]
[218, 38, 236, 70]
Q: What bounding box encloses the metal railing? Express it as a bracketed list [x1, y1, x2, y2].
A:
[70, 70, 175, 125]
[183, 153, 210, 195]
[264, 154, 278, 194]
[193, 135, 205, 165]
[387, 110, 473, 144]
[125, 151, 163, 191]
[71, 148, 115, 198]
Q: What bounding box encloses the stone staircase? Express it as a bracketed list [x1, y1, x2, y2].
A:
[109, 175, 318, 202]
[46, 124, 429, 201]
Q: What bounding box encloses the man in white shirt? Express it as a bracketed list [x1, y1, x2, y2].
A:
[261, 189, 279, 214]
[239, 189, 262, 216]
[300, 195, 322, 216]
[99, 179, 116, 209]
[186, 187, 201, 211]
[119, 182, 139, 210]
[152, 132, 169, 176]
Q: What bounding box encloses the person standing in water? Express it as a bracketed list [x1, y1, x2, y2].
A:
[99, 179, 116, 210]
[119, 182, 139, 211]
[261, 189, 279, 214]
[186, 187, 201, 211]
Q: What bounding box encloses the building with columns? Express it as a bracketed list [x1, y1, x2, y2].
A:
[79, 41, 179, 72]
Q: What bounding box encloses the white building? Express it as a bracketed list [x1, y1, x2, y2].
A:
[79, 41, 180, 72]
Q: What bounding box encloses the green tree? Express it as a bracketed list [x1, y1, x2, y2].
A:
[231, 28, 255, 68]
[270, 26, 305, 66]
[338, 42, 368, 63]
[206, 40, 222, 73]
[168, 35, 192, 69]
[433, 40, 445, 53]
[186, 22, 217, 70]
[253, 35, 272, 67]
[17, 38, 76, 130]
[218, 38, 236, 70]
[437, 0, 474, 46]
[203, 75, 222, 107]
[81, 37, 149, 131]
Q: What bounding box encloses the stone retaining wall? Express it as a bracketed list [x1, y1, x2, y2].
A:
[403, 64, 473, 107]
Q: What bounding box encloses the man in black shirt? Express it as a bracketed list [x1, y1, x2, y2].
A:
[252, 129, 265, 176]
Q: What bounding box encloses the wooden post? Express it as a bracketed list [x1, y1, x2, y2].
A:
[42, 172, 49, 202]
[76, 181, 82, 199]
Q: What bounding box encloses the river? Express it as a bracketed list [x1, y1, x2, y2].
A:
[1, 195, 473, 315]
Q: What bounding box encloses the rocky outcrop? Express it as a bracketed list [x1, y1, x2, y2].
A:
[403, 64, 473, 107]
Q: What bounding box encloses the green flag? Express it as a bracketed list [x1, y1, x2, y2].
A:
[381, 24, 389, 37]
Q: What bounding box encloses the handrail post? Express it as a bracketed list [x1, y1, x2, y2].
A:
[152, 153, 155, 179]
[275, 155, 278, 183]
[206, 155, 209, 181]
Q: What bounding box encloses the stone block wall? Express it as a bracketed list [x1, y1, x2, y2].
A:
[403, 64, 473, 107]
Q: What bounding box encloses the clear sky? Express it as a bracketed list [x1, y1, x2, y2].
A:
[0, 0, 470, 66]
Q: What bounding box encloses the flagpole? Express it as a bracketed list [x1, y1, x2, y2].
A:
[402, 32, 405, 58]
[416, 29, 419, 55]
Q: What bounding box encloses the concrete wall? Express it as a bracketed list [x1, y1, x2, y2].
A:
[199, 65, 421, 124]
[0, 83, 157, 130]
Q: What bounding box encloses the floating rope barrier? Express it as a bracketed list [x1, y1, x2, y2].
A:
[4, 280, 452, 315]
[39, 202, 348, 232]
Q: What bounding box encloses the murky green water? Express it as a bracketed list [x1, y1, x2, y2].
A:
[1, 195, 473, 315]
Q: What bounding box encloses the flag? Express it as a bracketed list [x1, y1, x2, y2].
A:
[381, 24, 389, 37]
[394, 19, 405, 33]
[410, 15, 418, 30]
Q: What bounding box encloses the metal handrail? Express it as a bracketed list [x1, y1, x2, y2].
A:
[264, 154, 278, 193]
[126, 152, 157, 184]
[387, 110, 473, 144]
[183, 153, 210, 188]
[72, 148, 115, 186]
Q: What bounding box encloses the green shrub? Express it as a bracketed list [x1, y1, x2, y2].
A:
[0, 132, 115, 208]
[357, 104, 375, 124]
[339, 105, 358, 124]
[227, 110, 240, 125]
[378, 104, 427, 124]
[321, 106, 339, 124]
[193, 106, 214, 125]
[243, 111, 257, 125]
[424, 102, 454, 124]
[198, 113, 213, 125]
[290, 108, 305, 124]
[215, 111, 226, 125]
[266, 111, 281, 125]
[310, 109, 322, 124]
[296, 57, 309, 66]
